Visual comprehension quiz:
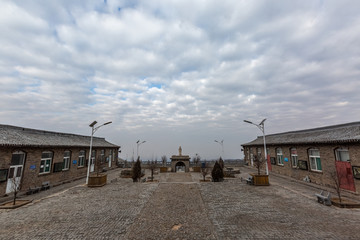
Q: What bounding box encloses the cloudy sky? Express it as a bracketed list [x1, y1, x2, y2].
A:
[1, 0, 360, 160]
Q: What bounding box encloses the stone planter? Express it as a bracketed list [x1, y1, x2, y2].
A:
[193, 166, 201, 172]
[331, 198, 360, 208]
[250, 174, 269, 186]
[0, 200, 33, 209]
[160, 167, 168, 173]
[88, 174, 107, 187]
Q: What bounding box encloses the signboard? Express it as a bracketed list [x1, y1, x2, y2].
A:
[352, 166, 360, 179]
[73, 160, 77, 164]
[30, 165, 36, 170]
[284, 158, 289, 162]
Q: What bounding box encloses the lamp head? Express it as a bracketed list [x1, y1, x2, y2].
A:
[104, 121, 112, 126]
[243, 120, 253, 124]
[259, 118, 266, 125]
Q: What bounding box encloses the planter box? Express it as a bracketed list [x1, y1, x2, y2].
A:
[250, 174, 269, 186]
[88, 174, 107, 187]
[331, 198, 360, 208]
[193, 166, 201, 172]
[160, 167, 168, 173]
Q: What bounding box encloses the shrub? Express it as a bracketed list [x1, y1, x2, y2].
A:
[211, 161, 224, 182]
[132, 157, 142, 182]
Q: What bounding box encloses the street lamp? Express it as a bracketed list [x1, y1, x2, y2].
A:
[86, 120, 112, 185]
[244, 118, 268, 175]
[136, 140, 146, 160]
[214, 139, 224, 157]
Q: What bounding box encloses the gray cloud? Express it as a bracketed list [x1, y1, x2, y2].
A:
[1, 0, 360, 159]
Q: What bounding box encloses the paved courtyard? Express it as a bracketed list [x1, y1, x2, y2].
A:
[0, 167, 359, 239]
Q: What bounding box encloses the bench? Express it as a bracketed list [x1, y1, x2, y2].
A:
[315, 190, 331, 206]
[41, 181, 50, 191]
[246, 176, 253, 185]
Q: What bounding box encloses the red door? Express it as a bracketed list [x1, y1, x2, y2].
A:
[267, 155, 272, 171]
[335, 161, 356, 192]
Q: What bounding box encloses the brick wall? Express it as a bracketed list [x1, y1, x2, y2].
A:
[0, 146, 119, 196]
[243, 143, 360, 193]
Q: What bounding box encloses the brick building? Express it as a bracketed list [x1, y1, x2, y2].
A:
[0, 124, 119, 196]
[242, 122, 360, 193]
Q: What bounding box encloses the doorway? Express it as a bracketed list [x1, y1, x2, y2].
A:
[6, 151, 26, 194]
[175, 162, 185, 172]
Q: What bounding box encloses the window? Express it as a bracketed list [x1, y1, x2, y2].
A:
[256, 148, 262, 157]
[290, 148, 298, 168]
[40, 151, 53, 174]
[308, 149, 322, 172]
[109, 150, 113, 162]
[78, 150, 85, 167]
[335, 148, 350, 162]
[0, 169, 8, 182]
[276, 148, 283, 165]
[63, 150, 71, 170]
[100, 149, 105, 163]
[11, 151, 26, 165]
[91, 150, 96, 165]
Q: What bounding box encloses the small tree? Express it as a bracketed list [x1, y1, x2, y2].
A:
[161, 155, 167, 167]
[218, 157, 224, 169]
[253, 155, 265, 175]
[331, 171, 343, 203]
[211, 161, 224, 182]
[132, 157, 142, 182]
[148, 159, 157, 181]
[193, 154, 201, 166]
[201, 161, 209, 181]
[10, 176, 21, 205]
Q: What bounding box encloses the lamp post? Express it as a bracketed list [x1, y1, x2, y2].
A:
[214, 139, 224, 157]
[86, 120, 112, 185]
[244, 119, 268, 175]
[136, 140, 146, 160]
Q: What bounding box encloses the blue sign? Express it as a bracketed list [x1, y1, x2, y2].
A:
[73, 160, 77, 164]
[30, 165, 36, 170]
[284, 158, 289, 162]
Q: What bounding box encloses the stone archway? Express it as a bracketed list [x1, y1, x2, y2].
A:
[175, 161, 186, 172]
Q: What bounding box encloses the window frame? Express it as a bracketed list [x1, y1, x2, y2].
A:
[63, 150, 71, 170]
[290, 148, 298, 168]
[276, 148, 284, 166]
[308, 148, 322, 172]
[40, 151, 53, 174]
[78, 150, 86, 167]
[335, 148, 350, 162]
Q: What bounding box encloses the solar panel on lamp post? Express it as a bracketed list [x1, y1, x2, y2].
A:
[86, 121, 112, 185]
[244, 119, 269, 175]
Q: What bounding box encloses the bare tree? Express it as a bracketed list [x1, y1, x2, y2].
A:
[330, 171, 344, 203]
[10, 175, 21, 205]
[253, 155, 265, 175]
[200, 161, 209, 181]
[161, 155, 167, 167]
[193, 154, 201, 166]
[148, 158, 158, 181]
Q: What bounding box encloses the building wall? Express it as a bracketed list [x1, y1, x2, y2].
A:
[243, 143, 360, 193]
[0, 146, 118, 196]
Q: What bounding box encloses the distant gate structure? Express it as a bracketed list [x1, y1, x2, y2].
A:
[170, 146, 190, 172]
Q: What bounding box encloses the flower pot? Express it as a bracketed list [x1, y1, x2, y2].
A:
[250, 174, 269, 186]
[160, 167, 168, 173]
[193, 166, 201, 172]
[88, 174, 107, 187]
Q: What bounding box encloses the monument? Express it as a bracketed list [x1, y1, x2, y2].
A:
[170, 146, 190, 172]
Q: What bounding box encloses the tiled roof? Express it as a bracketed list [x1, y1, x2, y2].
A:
[0, 124, 119, 148]
[242, 121, 360, 146]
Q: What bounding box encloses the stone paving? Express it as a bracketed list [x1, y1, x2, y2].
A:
[0, 167, 360, 239]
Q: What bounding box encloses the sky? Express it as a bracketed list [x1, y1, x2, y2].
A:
[1, 0, 360, 161]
